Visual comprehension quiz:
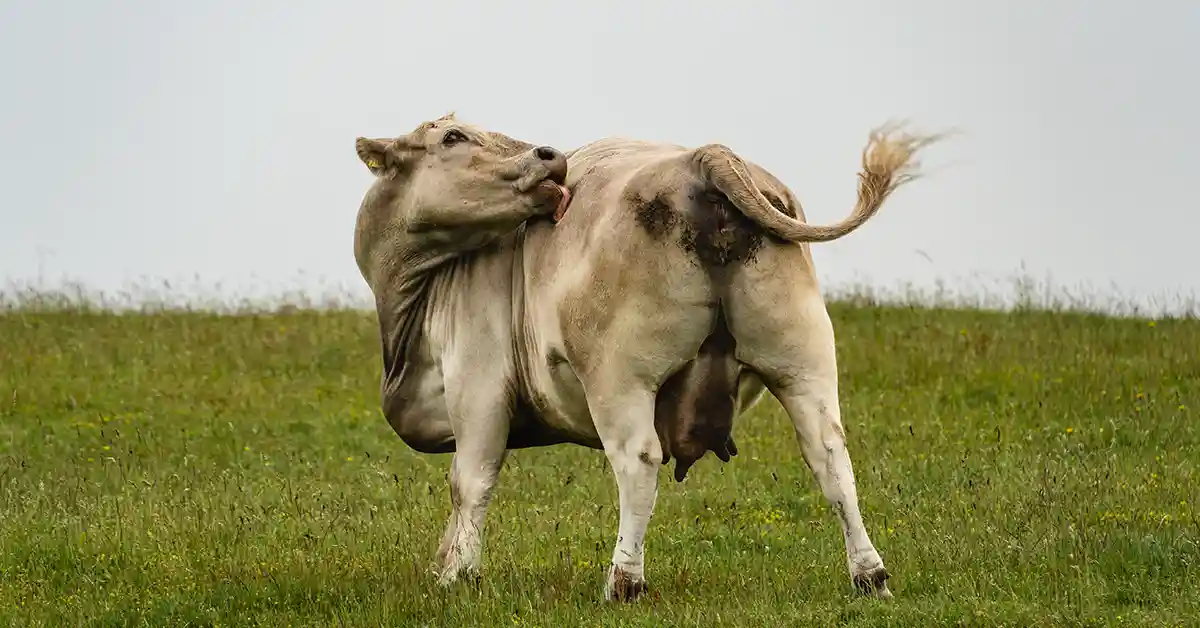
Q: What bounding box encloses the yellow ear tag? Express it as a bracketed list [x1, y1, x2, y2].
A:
[367, 158, 381, 169]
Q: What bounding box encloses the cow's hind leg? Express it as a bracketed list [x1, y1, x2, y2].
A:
[728, 286, 891, 598]
[584, 380, 661, 602]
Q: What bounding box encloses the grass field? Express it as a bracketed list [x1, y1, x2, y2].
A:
[1, 284, 1198, 627]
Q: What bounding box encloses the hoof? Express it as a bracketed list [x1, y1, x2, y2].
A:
[852, 565, 892, 599]
[605, 565, 648, 603]
[435, 560, 481, 588]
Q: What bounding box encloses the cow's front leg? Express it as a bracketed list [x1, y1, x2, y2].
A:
[435, 382, 511, 586]
[587, 386, 661, 602]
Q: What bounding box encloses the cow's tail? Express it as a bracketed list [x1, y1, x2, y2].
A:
[693, 122, 946, 244]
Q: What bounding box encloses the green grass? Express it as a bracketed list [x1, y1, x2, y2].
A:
[1, 284, 1198, 627]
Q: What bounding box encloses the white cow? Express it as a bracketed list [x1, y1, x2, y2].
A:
[352, 113, 941, 602]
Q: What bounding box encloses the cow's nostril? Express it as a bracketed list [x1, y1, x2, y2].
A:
[535, 146, 559, 162]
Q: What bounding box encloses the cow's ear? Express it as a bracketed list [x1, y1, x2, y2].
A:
[355, 137, 397, 177]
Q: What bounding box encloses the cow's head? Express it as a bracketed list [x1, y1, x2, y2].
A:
[354, 112, 571, 230]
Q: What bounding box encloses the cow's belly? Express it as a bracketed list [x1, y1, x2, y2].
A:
[523, 345, 603, 449]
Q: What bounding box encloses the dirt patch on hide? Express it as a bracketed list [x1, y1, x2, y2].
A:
[632, 188, 770, 268]
[632, 193, 679, 239]
[679, 190, 765, 267]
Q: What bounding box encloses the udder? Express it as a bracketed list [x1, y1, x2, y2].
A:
[654, 312, 744, 481]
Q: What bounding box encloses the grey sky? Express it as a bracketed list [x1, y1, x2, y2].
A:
[2, 0, 1196, 313]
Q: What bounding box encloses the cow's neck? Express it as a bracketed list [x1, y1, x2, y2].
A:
[370, 247, 455, 391]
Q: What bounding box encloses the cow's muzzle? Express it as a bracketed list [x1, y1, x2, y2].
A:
[512, 145, 572, 221]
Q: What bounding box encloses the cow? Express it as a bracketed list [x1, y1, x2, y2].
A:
[351, 112, 942, 602]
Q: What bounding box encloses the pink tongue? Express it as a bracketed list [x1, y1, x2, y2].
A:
[552, 184, 572, 222]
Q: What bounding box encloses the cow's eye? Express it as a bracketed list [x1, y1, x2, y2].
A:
[441, 130, 468, 146]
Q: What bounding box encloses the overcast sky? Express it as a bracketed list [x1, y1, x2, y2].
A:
[1, 0, 1196, 314]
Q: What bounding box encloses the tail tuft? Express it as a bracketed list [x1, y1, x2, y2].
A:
[857, 121, 952, 211]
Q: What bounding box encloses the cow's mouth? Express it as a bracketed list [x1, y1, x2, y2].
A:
[537, 179, 572, 222]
